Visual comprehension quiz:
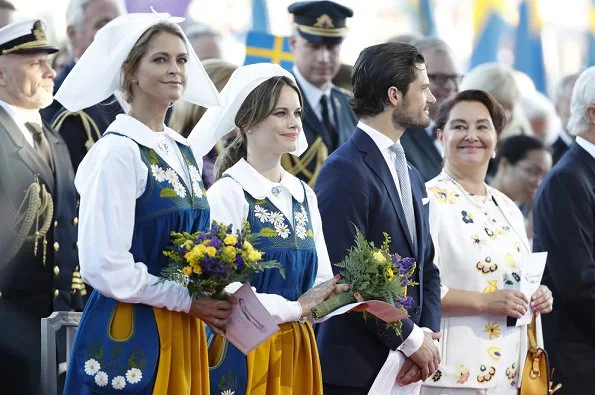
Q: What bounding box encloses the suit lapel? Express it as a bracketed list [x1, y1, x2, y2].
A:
[353, 128, 416, 253]
[0, 107, 54, 191]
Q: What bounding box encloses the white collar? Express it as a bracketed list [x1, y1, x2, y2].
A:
[224, 158, 305, 203]
[105, 114, 189, 149]
[0, 98, 42, 125]
[292, 65, 332, 107]
[576, 136, 595, 160]
[357, 120, 398, 151]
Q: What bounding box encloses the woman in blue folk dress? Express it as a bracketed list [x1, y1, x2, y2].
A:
[56, 12, 233, 394]
[188, 63, 346, 395]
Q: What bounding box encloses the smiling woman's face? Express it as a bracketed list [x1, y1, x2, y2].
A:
[439, 100, 497, 170]
[132, 31, 188, 106]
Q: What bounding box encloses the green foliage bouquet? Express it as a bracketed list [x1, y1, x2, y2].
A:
[311, 227, 417, 336]
[161, 221, 284, 299]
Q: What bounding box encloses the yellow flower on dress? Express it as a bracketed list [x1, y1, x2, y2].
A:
[482, 280, 498, 294]
[429, 187, 448, 203]
[224, 234, 238, 246]
[182, 266, 193, 276]
[487, 346, 502, 360]
[483, 322, 501, 339]
[386, 267, 394, 279]
[206, 246, 217, 257]
[373, 251, 386, 263]
[447, 190, 462, 203]
[455, 365, 470, 384]
[504, 253, 517, 269]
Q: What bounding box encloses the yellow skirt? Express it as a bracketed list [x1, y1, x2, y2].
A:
[246, 321, 323, 395]
[110, 304, 209, 394]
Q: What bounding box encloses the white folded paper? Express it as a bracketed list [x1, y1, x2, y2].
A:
[368, 350, 421, 395]
[225, 282, 279, 354]
[516, 252, 548, 327]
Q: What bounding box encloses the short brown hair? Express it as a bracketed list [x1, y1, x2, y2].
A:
[435, 89, 507, 136]
[121, 22, 186, 103]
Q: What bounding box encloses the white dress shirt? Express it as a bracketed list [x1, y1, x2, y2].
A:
[75, 114, 200, 314]
[293, 65, 335, 125]
[357, 120, 425, 356]
[0, 98, 43, 148]
[207, 158, 334, 324]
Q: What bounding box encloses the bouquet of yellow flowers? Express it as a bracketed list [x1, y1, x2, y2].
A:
[161, 221, 284, 299]
[311, 227, 417, 336]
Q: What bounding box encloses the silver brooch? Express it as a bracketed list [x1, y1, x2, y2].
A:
[271, 186, 282, 196]
[157, 136, 169, 155]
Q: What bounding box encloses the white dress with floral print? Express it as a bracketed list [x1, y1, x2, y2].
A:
[422, 172, 533, 392]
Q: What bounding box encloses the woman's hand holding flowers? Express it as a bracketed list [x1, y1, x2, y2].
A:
[188, 295, 237, 335]
[297, 275, 346, 319]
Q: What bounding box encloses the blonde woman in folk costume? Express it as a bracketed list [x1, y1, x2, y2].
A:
[56, 12, 235, 394]
[189, 63, 348, 395]
[421, 90, 553, 395]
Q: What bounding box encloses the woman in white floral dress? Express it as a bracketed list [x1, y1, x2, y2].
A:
[419, 90, 554, 395]
[189, 63, 346, 395]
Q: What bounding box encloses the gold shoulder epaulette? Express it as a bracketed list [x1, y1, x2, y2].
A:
[52, 109, 102, 151]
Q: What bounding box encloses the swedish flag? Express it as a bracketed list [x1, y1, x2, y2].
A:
[514, 0, 546, 93]
[470, 0, 507, 67]
[588, 0, 595, 66]
[244, 31, 294, 71]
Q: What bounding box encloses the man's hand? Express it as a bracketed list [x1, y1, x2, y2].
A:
[398, 330, 441, 384]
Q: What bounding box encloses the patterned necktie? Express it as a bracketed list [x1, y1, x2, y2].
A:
[320, 95, 337, 147]
[25, 121, 53, 171]
[390, 142, 417, 247]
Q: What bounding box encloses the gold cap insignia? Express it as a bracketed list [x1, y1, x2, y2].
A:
[32, 20, 46, 41]
[314, 14, 334, 29]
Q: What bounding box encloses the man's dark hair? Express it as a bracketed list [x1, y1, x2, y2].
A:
[0, 1, 15, 11]
[351, 42, 425, 118]
[435, 89, 507, 136]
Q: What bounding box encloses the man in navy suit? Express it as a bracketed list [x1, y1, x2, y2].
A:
[283, 1, 358, 187]
[315, 42, 442, 394]
[532, 67, 595, 394]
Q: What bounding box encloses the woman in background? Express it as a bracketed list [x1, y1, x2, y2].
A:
[490, 135, 552, 242]
[169, 58, 237, 187]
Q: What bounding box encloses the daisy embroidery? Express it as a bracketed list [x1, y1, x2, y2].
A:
[254, 205, 270, 222]
[84, 359, 100, 376]
[296, 225, 307, 240]
[269, 212, 285, 226]
[126, 368, 142, 384]
[189, 165, 203, 197]
[150, 164, 167, 182]
[275, 222, 290, 239]
[95, 371, 109, 387]
[295, 207, 308, 225]
[164, 168, 178, 185]
[221, 390, 236, 395]
[112, 376, 126, 390]
[173, 181, 187, 198]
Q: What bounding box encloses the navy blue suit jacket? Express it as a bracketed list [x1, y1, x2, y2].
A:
[533, 142, 595, 394]
[314, 127, 441, 389]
